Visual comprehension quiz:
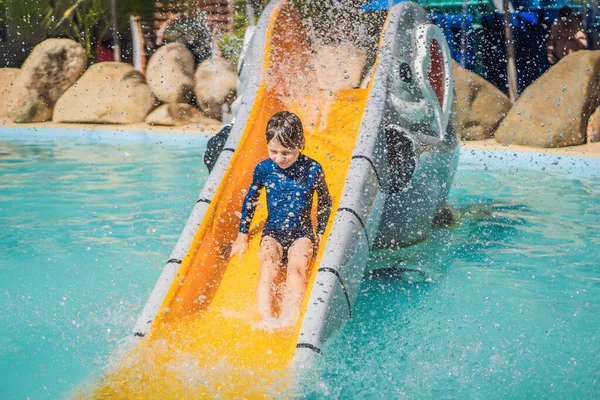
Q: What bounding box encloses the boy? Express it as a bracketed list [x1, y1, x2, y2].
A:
[230, 111, 332, 329]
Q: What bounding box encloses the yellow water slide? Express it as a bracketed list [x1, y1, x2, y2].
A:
[91, 3, 373, 398]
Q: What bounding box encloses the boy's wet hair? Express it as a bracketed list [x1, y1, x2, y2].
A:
[266, 111, 304, 149]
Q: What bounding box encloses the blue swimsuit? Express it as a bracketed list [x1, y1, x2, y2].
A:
[239, 154, 332, 256]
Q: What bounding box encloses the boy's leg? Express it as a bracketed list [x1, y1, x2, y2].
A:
[279, 237, 314, 326]
[257, 236, 283, 321]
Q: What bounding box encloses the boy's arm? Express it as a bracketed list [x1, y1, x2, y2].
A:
[314, 167, 332, 235]
[575, 29, 588, 50]
[239, 167, 264, 234]
[230, 167, 263, 259]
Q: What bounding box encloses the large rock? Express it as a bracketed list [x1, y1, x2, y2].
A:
[452, 61, 512, 140]
[145, 103, 219, 126]
[53, 62, 155, 124]
[0, 68, 20, 117]
[495, 51, 600, 147]
[312, 44, 367, 90]
[587, 105, 600, 143]
[194, 57, 237, 120]
[8, 39, 87, 122]
[146, 43, 195, 104]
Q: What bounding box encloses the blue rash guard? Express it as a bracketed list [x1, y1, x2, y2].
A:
[239, 153, 332, 249]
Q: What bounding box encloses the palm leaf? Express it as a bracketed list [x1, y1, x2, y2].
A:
[55, 0, 86, 28]
[40, 6, 54, 29]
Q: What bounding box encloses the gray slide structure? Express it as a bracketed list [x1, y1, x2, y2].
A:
[293, 3, 459, 366]
[132, 1, 459, 369]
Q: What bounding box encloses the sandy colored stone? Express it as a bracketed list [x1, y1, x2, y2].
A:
[145, 103, 219, 126]
[53, 62, 156, 124]
[495, 50, 600, 147]
[194, 57, 237, 120]
[312, 44, 367, 90]
[452, 61, 512, 140]
[146, 43, 195, 104]
[0, 68, 20, 117]
[586, 105, 600, 143]
[8, 39, 87, 122]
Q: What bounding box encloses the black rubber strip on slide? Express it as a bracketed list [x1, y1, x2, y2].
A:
[296, 343, 322, 354]
[352, 155, 382, 187]
[318, 267, 353, 318]
[337, 207, 371, 249]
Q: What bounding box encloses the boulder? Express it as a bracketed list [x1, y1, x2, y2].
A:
[194, 57, 237, 120]
[587, 105, 600, 143]
[312, 44, 367, 90]
[8, 39, 87, 122]
[146, 43, 195, 104]
[0, 68, 20, 117]
[145, 103, 219, 126]
[495, 51, 600, 147]
[53, 62, 155, 124]
[452, 61, 512, 140]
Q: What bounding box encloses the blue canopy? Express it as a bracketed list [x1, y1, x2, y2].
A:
[361, 0, 407, 11]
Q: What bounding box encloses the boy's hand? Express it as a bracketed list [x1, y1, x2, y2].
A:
[229, 233, 249, 260]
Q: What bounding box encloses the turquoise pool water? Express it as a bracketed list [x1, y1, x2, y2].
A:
[1, 129, 598, 399]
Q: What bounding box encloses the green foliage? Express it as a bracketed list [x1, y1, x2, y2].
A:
[47, 0, 110, 59]
[1, 0, 155, 60]
[218, 33, 244, 64]
[0, 0, 6, 26]
[248, 0, 269, 18]
[216, 0, 252, 64]
[3, 0, 49, 42]
[218, 0, 272, 63]
[233, 0, 250, 35]
[117, 0, 155, 21]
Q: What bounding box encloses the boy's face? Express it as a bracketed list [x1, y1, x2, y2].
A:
[267, 139, 300, 169]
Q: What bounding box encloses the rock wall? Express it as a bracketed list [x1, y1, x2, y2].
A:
[452, 61, 512, 140]
[495, 51, 600, 147]
[146, 43, 195, 104]
[53, 62, 156, 124]
[587, 105, 600, 143]
[194, 58, 237, 120]
[0, 68, 20, 117]
[2, 39, 239, 126]
[8, 39, 87, 122]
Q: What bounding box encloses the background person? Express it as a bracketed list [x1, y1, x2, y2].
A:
[547, 6, 588, 65]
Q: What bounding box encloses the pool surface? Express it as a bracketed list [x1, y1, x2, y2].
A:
[1, 129, 598, 399]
